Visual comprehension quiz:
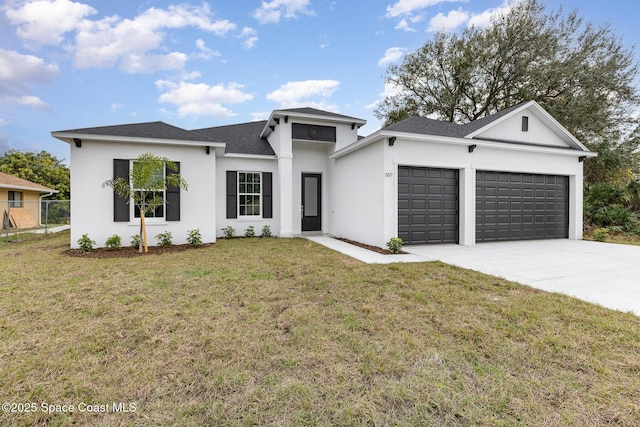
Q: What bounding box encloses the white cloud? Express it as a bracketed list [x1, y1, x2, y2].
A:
[252, 0, 315, 24]
[7, 2, 230, 73]
[395, 18, 416, 32]
[239, 27, 258, 49]
[319, 35, 329, 49]
[120, 52, 188, 74]
[251, 111, 270, 121]
[5, 0, 97, 46]
[267, 80, 340, 107]
[0, 49, 59, 89]
[0, 49, 57, 110]
[365, 81, 404, 110]
[378, 47, 406, 66]
[156, 80, 253, 118]
[111, 103, 124, 112]
[132, 4, 236, 36]
[428, 8, 469, 32]
[468, 0, 513, 28]
[3, 95, 51, 111]
[194, 39, 220, 60]
[385, 0, 452, 18]
[73, 4, 236, 72]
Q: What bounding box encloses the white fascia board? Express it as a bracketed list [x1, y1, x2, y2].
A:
[0, 184, 59, 193]
[465, 101, 589, 151]
[331, 129, 597, 159]
[51, 132, 225, 149]
[260, 109, 367, 138]
[330, 131, 382, 159]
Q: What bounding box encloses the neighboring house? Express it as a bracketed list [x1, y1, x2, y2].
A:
[51, 101, 596, 249]
[0, 172, 58, 229]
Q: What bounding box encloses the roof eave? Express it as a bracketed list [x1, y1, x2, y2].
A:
[331, 129, 597, 159]
[260, 110, 367, 138]
[0, 183, 59, 193]
[51, 132, 226, 148]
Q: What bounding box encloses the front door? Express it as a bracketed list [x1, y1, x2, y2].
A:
[302, 173, 321, 231]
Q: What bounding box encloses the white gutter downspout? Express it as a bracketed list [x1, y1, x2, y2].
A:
[39, 191, 56, 228]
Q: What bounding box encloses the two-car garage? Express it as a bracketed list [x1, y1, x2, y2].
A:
[398, 166, 569, 245]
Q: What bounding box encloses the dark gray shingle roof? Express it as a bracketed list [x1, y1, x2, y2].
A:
[191, 121, 276, 156]
[55, 121, 215, 142]
[383, 103, 525, 138]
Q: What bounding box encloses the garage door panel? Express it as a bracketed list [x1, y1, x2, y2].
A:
[413, 184, 426, 193]
[477, 171, 568, 242]
[411, 214, 426, 225]
[412, 199, 427, 209]
[398, 166, 458, 245]
[443, 200, 457, 210]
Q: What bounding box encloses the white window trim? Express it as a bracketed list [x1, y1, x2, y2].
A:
[130, 160, 166, 222]
[8, 191, 23, 208]
[238, 171, 262, 218]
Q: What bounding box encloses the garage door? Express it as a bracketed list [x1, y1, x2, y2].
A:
[476, 171, 568, 242]
[398, 166, 458, 245]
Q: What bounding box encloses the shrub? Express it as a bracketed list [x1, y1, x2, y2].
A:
[155, 231, 173, 248]
[77, 234, 95, 253]
[591, 204, 639, 233]
[187, 229, 203, 247]
[105, 234, 122, 250]
[584, 182, 640, 234]
[131, 234, 141, 250]
[221, 226, 235, 239]
[386, 237, 403, 254]
[244, 225, 255, 238]
[592, 228, 609, 242]
[261, 225, 272, 237]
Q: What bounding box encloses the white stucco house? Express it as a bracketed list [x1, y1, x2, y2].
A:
[52, 100, 595, 249]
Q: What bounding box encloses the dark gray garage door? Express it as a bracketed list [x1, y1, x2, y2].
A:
[476, 171, 568, 242]
[398, 166, 458, 245]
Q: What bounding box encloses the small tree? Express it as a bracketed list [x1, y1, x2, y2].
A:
[103, 153, 188, 253]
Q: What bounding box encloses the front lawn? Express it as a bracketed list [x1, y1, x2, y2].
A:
[1, 232, 639, 426]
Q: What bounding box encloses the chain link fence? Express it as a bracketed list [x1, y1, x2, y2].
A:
[2, 199, 70, 243]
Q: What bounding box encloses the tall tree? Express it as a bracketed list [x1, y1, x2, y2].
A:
[103, 153, 188, 253]
[375, 0, 640, 183]
[0, 150, 70, 199]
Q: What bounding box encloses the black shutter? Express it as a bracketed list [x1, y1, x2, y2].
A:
[263, 172, 272, 218]
[113, 159, 130, 222]
[226, 171, 237, 218]
[166, 162, 180, 221]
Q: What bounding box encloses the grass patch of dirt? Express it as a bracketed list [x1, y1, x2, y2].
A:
[1, 230, 639, 426]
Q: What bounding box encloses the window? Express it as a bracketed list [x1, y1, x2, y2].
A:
[238, 172, 261, 216]
[131, 161, 165, 219]
[8, 191, 23, 208]
[522, 116, 529, 132]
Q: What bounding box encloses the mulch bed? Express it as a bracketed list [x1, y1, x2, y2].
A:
[335, 237, 406, 255]
[64, 243, 213, 259]
[63, 237, 404, 258]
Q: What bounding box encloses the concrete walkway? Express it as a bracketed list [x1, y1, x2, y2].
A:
[305, 235, 426, 264]
[306, 236, 640, 316]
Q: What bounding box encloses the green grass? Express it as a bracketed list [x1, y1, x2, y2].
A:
[1, 231, 639, 426]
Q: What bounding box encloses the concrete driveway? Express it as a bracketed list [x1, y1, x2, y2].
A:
[403, 239, 640, 316]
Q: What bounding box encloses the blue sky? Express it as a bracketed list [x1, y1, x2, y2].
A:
[1, 0, 638, 165]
